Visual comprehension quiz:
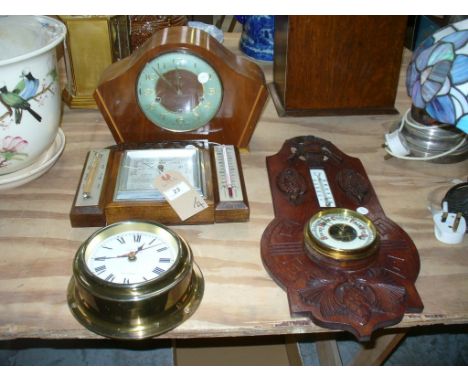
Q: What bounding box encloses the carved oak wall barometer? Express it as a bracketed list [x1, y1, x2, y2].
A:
[261, 136, 423, 341]
[94, 26, 268, 148]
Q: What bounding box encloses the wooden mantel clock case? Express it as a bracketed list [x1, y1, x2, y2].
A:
[261, 136, 423, 341]
[94, 26, 268, 149]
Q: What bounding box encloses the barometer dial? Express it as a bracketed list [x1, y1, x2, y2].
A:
[305, 208, 379, 261]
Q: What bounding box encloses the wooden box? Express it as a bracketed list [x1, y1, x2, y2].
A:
[269, 16, 408, 116]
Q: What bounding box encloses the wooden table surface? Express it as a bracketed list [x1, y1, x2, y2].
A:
[0, 33, 466, 341]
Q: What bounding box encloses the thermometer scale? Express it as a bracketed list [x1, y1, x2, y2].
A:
[75, 149, 110, 207]
[213, 145, 244, 202]
[310, 169, 336, 207]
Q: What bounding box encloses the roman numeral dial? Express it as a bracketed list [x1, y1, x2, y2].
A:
[85, 229, 178, 285]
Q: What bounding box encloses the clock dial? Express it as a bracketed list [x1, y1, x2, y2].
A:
[305, 208, 379, 261]
[85, 230, 178, 285]
[136, 51, 223, 132]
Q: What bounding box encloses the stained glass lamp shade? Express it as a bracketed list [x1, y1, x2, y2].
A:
[406, 18, 468, 133]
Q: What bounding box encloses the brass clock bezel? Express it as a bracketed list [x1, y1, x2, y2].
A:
[304, 208, 380, 262]
[67, 220, 204, 339]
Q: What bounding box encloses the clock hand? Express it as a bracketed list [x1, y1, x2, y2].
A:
[94, 243, 165, 261]
[94, 253, 132, 261]
[134, 243, 164, 253]
[175, 66, 183, 92]
[152, 67, 181, 95]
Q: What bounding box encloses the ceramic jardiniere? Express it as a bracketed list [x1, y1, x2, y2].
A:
[0, 15, 66, 175]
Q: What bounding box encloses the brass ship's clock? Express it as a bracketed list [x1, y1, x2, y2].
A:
[67, 220, 204, 339]
[94, 26, 268, 148]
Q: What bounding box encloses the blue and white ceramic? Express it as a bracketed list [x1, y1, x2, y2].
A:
[237, 16, 274, 62]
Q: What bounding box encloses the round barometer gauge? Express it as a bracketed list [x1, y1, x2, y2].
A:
[67, 220, 204, 339]
[304, 208, 379, 262]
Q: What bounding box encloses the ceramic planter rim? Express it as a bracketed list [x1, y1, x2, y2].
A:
[0, 15, 66, 67]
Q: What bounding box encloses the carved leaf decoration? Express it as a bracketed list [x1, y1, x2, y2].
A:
[299, 269, 408, 327]
[334, 281, 376, 326]
[276, 167, 307, 205]
[336, 168, 370, 204]
[360, 268, 407, 313]
[370, 283, 406, 314]
[299, 277, 348, 322]
[299, 277, 336, 306]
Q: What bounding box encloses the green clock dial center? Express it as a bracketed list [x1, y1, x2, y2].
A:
[136, 51, 223, 132]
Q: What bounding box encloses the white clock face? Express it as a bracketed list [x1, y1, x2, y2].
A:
[84, 230, 178, 285]
[308, 211, 376, 252]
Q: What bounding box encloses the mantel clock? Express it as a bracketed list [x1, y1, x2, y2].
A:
[94, 26, 268, 148]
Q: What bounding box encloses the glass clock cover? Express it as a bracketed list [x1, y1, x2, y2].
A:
[114, 147, 206, 201]
[136, 51, 223, 132]
[84, 229, 179, 285]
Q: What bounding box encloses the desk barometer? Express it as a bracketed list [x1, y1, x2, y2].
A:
[70, 140, 249, 227]
[261, 136, 424, 341]
[94, 26, 268, 148]
[68, 220, 203, 339]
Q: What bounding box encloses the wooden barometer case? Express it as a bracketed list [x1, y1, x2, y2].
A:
[70, 140, 249, 227]
[94, 26, 268, 149]
[261, 136, 423, 341]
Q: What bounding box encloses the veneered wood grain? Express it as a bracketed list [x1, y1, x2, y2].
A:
[272, 16, 407, 115]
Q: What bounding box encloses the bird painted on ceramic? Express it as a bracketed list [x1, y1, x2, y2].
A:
[0, 85, 42, 124]
[14, 72, 40, 100]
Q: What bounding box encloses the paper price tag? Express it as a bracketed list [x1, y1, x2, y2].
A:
[154, 171, 208, 221]
[165, 181, 191, 201]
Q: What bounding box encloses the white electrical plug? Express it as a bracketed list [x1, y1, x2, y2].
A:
[433, 202, 466, 244]
[384, 130, 411, 157]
